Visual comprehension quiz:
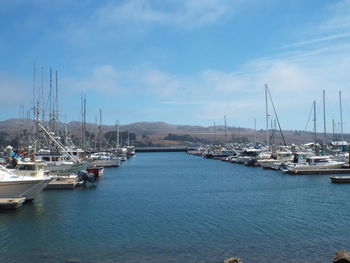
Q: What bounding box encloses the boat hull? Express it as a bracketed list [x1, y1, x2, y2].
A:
[0, 178, 51, 200]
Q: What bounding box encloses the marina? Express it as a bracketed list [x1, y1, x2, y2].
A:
[1, 152, 350, 263]
[2, 1, 350, 262]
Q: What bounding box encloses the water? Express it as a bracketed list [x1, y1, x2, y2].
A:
[1, 152, 350, 263]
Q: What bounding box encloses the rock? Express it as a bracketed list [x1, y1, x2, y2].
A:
[334, 250, 350, 263]
[223, 257, 243, 263]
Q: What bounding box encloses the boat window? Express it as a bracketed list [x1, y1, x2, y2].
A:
[18, 165, 35, 170]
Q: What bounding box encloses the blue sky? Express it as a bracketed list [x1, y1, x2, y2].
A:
[1, 0, 350, 132]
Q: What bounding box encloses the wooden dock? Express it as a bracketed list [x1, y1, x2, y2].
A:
[330, 176, 350, 183]
[45, 178, 77, 189]
[288, 168, 350, 175]
[0, 197, 25, 210]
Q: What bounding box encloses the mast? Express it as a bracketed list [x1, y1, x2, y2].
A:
[49, 68, 52, 130]
[213, 122, 216, 143]
[313, 100, 317, 154]
[32, 63, 37, 148]
[116, 120, 120, 148]
[339, 91, 344, 148]
[99, 109, 102, 151]
[232, 124, 235, 144]
[83, 95, 86, 148]
[55, 70, 59, 137]
[127, 130, 130, 147]
[323, 90, 327, 152]
[265, 84, 269, 149]
[32, 63, 36, 120]
[254, 118, 256, 147]
[224, 115, 227, 142]
[266, 86, 286, 147]
[41, 67, 45, 122]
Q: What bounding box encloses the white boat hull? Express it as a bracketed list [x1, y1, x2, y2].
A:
[287, 162, 345, 171]
[90, 159, 120, 167]
[0, 178, 51, 200]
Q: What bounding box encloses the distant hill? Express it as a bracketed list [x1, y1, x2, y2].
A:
[0, 118, 348, 146]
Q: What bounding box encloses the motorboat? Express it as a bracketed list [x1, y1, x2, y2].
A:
[285, 156, 345, 172]
[0, 164, 51, 200]
[257, 151, 294, 169]
[89, 152, 121, 167]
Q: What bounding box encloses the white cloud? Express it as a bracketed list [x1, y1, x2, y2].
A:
[94, 0, 237, 29]
[320, 0, 350, 32]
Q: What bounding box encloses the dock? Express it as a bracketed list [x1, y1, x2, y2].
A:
[0, 197, 26, 210]
[288, 168, 350, 175]
[45, 178, 77, 189]
[330, 176, 350, 183]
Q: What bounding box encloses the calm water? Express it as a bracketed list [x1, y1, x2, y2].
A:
[1, 152, 350, 263]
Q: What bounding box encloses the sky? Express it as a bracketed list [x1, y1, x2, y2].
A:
[1, 0, 350, 132]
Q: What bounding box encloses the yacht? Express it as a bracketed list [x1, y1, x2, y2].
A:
[234, 148, 261, 165]
[257, 151, 294, 169]
[89, 152, 121, 167]
[285, 156, 345, 172]
[0, 164, 51, 200]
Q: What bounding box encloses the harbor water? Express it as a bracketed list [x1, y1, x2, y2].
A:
[1, 152, 350, 263]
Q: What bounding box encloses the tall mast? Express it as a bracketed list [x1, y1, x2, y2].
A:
[332, 119, 335, 141]
[41, 67, 45, 122]
[323, 90, 327, 152]
[232, 124, 235, 144]
[224, 115, 227, 142]
[32, 63, 37, 150]
[49, 67, 52, 130]
[339, 91, 344, 146]
[83, 95, 86, 148]
[55, 70, 59, 136]
[116, 120, 120, 147]
[32, 62, 36, 120]
[313, 100, 317, 154]
[213, 122, 216, 143]
[265, 84, 269, 149]
[99, 109, 102, 150]
[127, 130, 130, 147]
[254, 118, 256, 147]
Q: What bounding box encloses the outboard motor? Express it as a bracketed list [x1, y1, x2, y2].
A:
[77, 170, 97, 183]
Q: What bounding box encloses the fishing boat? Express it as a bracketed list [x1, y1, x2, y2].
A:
[0, 165, 51, 200]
